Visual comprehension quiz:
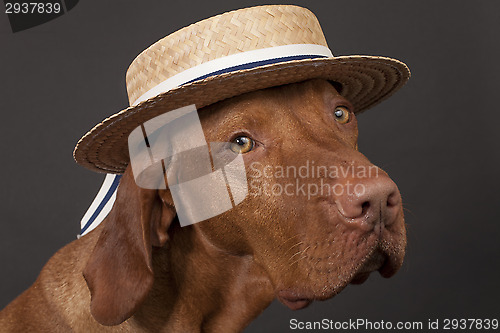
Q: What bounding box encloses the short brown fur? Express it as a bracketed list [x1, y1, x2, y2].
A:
[0, 79, 406, 332]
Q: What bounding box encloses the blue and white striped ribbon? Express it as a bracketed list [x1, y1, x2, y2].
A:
[80, 43, 333, 236]
[80, 174, 121, 236]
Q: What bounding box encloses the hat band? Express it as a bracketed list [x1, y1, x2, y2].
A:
[132, 44, 333, 106]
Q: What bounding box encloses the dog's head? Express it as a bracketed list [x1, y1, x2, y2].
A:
[84, 79, 406, 325]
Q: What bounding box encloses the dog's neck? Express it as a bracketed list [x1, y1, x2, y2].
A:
[129, 223, 275, 332]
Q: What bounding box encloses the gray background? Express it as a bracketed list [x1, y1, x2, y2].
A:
[1, 1, 499, 332]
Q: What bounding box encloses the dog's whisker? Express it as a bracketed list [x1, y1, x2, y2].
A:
[288, 245, 310, 262]
[278, 233, 305, 247]
[402, 205, 418, 220]
[285, 241, 304, 254]
[277, 233, 306, 254]
[289, 254, 308, 268]
[288, 250, 303, 261]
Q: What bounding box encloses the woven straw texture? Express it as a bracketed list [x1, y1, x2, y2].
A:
[126, 5, 327, 104]
[74, 5, 410, 174]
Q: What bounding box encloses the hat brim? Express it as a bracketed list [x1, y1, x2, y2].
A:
[74, 55, 410, 173]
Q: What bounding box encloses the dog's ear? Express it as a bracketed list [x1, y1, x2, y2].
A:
[83, 167, 176, 326]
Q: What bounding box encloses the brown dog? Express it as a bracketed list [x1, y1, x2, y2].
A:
[0, 79, 406, 332]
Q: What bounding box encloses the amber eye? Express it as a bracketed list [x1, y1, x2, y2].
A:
[230, 136, 254, 154]
[333, 106, 350, 124]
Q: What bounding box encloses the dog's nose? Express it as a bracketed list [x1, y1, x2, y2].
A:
[334, 175, 401, 231]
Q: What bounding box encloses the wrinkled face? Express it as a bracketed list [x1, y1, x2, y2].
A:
[196, 79, 406, 309]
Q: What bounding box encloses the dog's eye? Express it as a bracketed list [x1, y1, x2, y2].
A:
[230, 136, 254, 154]
[333, 106, 350, 124]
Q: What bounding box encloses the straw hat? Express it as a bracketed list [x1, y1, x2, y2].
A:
[73, 5, 410, 174]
